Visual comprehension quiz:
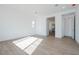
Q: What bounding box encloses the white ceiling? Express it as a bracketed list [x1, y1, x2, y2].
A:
[0, 4, 78, 16]
[31, 4, 78, 15]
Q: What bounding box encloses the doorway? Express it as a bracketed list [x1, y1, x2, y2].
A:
[63, 13, 75, 40]
[47, 16, 55, 36]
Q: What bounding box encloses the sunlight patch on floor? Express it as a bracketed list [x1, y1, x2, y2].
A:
[24, 38, 43, 54]
[13, 36, 43, 55]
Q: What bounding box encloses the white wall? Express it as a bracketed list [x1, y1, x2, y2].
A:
[36, 16, 47, 36]
[55, 14, 63, 38]
[0, 5, 36, 41]
[76, 7, 79, 43]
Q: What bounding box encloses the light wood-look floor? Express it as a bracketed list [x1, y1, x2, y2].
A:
[0, 35, 79, 55]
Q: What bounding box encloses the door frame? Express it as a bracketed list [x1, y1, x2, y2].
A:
[74, 15, 76, 40]
[46, 16, 55, 36]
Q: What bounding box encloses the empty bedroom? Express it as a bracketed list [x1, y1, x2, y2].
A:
[0, 4, 79, 55]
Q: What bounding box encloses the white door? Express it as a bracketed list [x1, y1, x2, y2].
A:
[64, 14, 74, 39]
